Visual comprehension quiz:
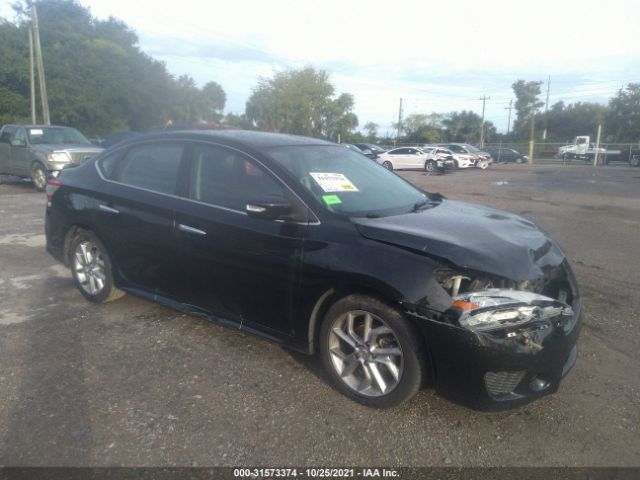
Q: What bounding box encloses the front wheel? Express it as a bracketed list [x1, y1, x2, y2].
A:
[31, 163, 48, 191]
[319, 294, 426, 408]
[424, 160, 437, 173]
[69, 230, 124, 303]
[476, 160, 489, 170]
[382, 161, 393, 171]
[630, 155, 640, 167]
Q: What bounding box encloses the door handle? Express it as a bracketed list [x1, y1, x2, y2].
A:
[178, 224, 207, 236]
[98, 204, 119, 214]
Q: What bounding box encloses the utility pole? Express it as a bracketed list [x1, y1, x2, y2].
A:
[505, 100, 513, 136]
[28, 26, 36, 124]
[479, 95, 490, 148]
[396, 98, 403, 145]
[528, 105, 536, 165]
[593, 124, 602, 167]
[542, 75, 550, 141]
[32, 2, 50, 125]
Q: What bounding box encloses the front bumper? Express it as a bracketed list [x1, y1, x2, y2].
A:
[410, 297, 582, 411]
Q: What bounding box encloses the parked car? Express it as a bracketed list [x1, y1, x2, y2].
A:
[431, 146, 478, 169]
[422, 146, 458, 169]
[353, 143, 386, 159]
[343, 143, 375, 159]
[376, 147, 443, 172]
[0, 124, 103, 190]
[484, 147, 528, 163]
[45, 130, 581, 409]
[439, 143, 492, 166]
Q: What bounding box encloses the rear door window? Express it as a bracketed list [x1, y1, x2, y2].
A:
[115, 143, 185, 195]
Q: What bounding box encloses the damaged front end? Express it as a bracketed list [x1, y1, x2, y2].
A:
[409, 261, 581, 410]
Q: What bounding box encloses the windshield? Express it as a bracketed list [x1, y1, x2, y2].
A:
[465, 144, 481, 153]
[266, 145, 428, 217]
[27, 127, 91, 145]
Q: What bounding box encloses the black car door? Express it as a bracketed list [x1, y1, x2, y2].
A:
[171, 142, 307, 336]
[92, 141, 188, 295]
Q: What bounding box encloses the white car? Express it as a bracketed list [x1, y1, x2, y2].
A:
[376, 147, 443, 172]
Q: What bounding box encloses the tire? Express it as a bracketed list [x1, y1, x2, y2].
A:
[452, 159, 459, 169]
[630, 155, 640, 167]
[68, 230, 124, 303]
[476, 160, 489, 170]
[31, 163, 48, 192]
[319, 294, 426, 408]
[424, 160, 437, 173]
[382, 161, 393, 171]
[516, 157, 523, 164]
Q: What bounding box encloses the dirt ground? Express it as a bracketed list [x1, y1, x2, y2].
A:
[0, 163, 638, 467]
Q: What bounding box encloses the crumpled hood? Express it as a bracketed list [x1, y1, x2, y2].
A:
[352, 199, 565, 281]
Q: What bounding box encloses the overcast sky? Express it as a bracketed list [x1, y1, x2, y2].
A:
[3, 0, 639, 133]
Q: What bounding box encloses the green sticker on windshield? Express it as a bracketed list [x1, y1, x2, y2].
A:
[322, 194, 342, 205]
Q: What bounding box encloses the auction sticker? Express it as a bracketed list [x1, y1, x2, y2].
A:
[309, 173, 359, 192]
[29, 129, 44, 135]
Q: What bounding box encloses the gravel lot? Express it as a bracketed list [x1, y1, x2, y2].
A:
[0, 163, 638, 467]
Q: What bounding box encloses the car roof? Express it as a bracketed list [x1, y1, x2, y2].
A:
[126, 129, 335, 149]
[6, 124, 72, 129]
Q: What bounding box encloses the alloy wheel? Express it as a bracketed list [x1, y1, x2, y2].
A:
[327, 310, 404, 397]
[382, 161, 393, 170]
[32, 165, 47, 191]
[73, 240, 106, 295]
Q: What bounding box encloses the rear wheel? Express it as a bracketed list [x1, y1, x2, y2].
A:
[31, 163, 47, 191]
[382, 161, 393, 171]
[69, 230, 124, 303]
[319, 294, 426, 408]
[631, 155, 640, 167]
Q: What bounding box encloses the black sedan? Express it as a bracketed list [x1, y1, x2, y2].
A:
[45, 130, 580, 409]
[485, 147, 528, 163]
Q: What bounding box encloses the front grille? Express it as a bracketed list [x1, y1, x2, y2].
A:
[69, 152, 98, 164]
[484, 371, 525, 396]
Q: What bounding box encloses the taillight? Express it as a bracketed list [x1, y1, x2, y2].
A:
[46, 178, 62, 202]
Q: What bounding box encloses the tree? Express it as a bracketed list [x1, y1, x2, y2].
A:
[539, 101, 608, 142]
[400, 113, 444, 143]
[363, 121, 379, 140]
[606, 83, 640, 142]
[0, 0, 227, 134]
[201, 81, 226, 122]
[245, 66, 358, 140]
[442, 111, 496, 143]
[511, 80, 544, 139]
[222, 112, 254, 129]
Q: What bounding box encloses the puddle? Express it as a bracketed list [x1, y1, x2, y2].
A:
[493, 180, 511, 186]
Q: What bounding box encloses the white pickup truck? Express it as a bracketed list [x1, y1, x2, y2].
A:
[557, 136, 608, 161]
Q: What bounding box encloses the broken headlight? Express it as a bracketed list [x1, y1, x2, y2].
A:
[452, 289, 573, 332]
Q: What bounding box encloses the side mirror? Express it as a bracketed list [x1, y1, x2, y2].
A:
[246, 197, 291, 220]
[10, 138, 26, 147]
